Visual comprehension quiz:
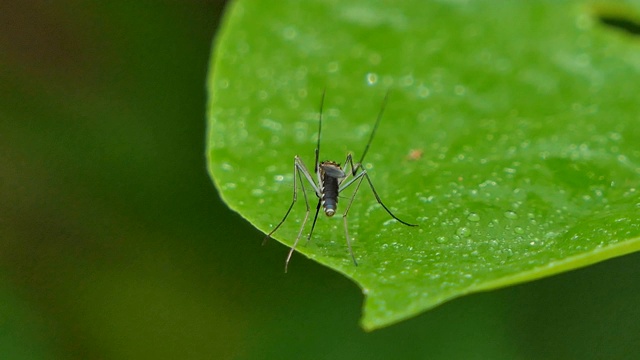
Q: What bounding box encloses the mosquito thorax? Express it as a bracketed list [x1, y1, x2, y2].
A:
[319, 161, 345, 179]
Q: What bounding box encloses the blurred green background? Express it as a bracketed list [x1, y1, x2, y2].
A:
[1, 1, 639, 359]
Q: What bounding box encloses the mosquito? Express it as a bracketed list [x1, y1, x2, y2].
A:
[264, 90, 417, 272]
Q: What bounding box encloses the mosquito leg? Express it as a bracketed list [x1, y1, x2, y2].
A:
[270, 156, 319, 272]
[340, 169, 417, 227]
[264, 156, 319, 242]
[343, 214, 358, 266]
[263, 158, 301, 245]
[362, 172, 418, 227]
[343, 153, 362, 178]
[305, 198, 322, 245]
[341, 175, 366, 266]
[285, 190, 312, 273]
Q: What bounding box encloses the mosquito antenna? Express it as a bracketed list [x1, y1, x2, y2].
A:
[315, 89, 326, 172]
[357, 90, 389, 165]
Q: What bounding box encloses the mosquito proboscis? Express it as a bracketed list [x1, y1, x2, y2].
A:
[264, 90, 417, 272]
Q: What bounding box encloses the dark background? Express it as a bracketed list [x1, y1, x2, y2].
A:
[1, 1, 639, 358]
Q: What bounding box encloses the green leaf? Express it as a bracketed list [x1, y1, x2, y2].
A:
[207, 0, 640, 330]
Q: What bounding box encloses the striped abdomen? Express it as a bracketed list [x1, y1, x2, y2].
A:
[322, 175, 339, 217]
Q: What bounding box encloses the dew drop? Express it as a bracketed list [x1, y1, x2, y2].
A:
[282, 26, 297, 40]
[504, 210, 519, 219]
[454, 85, 467, 96]
[456, 227, 471, 237]
[251, 188, 264, 196]
[366, 72, 379, 85]
[221, 162, 233, 171]
[467, 213, 481, 222]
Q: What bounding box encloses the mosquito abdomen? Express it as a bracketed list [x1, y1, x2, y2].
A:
[322, 176, 339, 217]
